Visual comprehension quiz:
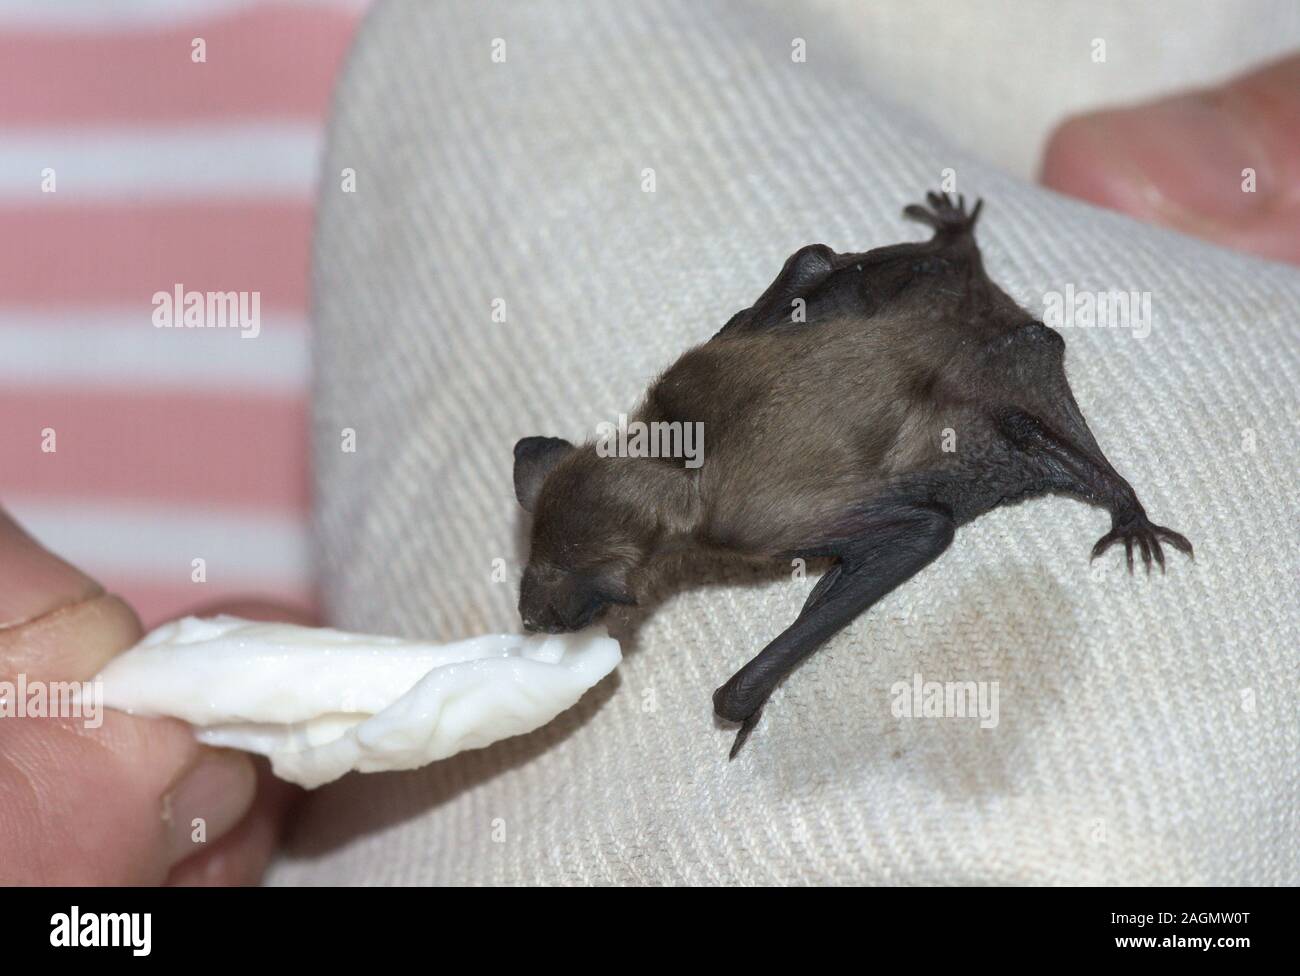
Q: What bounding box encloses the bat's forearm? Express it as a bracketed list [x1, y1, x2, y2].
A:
[714, 506, 956, 755]
[1000, 410, 1140, 517]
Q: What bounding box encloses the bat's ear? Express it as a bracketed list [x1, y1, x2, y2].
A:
[513, 436, 575, 512]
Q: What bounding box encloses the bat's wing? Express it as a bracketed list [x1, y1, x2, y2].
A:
[713, 191, 987, 339]
[715, 503, 956, 756]
[989, 323, 1193, 571]
[713, 242, 839, 338]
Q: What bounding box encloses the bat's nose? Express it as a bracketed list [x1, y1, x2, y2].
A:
[521, 605, 568, 634]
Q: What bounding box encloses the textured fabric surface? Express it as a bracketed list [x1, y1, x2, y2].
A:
[799, 0, 1300, 178]
[274, 0, 1300, 884]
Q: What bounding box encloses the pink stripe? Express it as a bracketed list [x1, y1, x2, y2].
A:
[0, 388, 309, 513]
[0, 202, 312, 309]
[109, 576, 318, 631]
[0, 5, 359, 126]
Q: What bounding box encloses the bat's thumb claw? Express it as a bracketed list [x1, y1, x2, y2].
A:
[728, 709, 764, 760]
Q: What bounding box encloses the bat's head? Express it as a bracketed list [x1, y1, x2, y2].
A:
[513, 436, 654, 633]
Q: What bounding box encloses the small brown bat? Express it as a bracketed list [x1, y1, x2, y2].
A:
[512, 191, 1192, 757]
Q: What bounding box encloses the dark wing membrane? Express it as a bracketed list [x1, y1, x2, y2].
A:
[713, 243, 838, 338]
[713, 192, 987, 341]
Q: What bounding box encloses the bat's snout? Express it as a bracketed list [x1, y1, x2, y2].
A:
[518, 568, 611, 634]
[520, 607, 572, 634]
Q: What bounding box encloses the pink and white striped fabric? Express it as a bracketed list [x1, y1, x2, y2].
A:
[0, 0, 367, 626]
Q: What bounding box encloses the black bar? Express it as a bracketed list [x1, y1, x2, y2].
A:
[0, 888, 1285, 962]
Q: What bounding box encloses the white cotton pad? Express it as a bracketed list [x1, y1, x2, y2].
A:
[95, 616, 622, 789]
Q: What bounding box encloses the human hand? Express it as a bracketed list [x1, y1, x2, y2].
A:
[1041, 54, 1300, 266]
[0, 508, 305, 884]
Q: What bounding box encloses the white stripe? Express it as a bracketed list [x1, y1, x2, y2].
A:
[0, 0, 367, 30]
[0, 309, 308, 392]
[0, 123, 320, 200]
[6, 498, 309, 586]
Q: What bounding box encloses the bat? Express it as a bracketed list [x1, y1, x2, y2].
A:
[512, 191, 1192, 757]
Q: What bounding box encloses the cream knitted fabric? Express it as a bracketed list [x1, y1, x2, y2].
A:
[795, 0, 1300, 179]
[272, 0, 1299, 884]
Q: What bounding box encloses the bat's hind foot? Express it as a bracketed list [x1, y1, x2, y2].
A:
[904, 190, 983, 236]
[1091, 509, 1193, 574]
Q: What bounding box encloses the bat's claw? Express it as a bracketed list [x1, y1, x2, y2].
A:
[728, 708, 764, 760]
[1091, 511, 1193, 574]
[714, 677, 769, 759]
[904, 190, 983, 236]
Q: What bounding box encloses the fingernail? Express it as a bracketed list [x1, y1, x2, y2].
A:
[0, 509, 100, 627]
[163, 750, 257, 866]
[1092, 95, 1277, 224]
